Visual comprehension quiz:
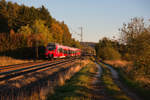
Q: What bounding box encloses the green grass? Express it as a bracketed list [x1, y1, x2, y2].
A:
[99, 63, 131, 100]
[117, 68, 150, 100]
[47, 61, 98, 100]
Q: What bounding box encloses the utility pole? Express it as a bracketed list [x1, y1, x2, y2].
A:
[79, 27, 83, 42]
[71, 27, 83, 42]
[78, 27, 83, 65]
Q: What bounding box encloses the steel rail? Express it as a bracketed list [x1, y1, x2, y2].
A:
[0, 57, 79, 81]
[0, 59, 62, 70]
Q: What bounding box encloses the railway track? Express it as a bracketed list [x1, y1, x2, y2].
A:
[0, 59, 60, 71]
[0, 57, 80, 82]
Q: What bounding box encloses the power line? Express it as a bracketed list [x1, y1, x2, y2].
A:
[79, 27, 83, 42]
[71, 27, 83, 42]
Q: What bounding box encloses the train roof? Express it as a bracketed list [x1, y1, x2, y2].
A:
[47, 43, 80, 51]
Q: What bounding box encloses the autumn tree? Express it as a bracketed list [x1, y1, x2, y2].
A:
[31, 19, 53, 46]
[120, 17, 150, 75]
[61, 22, 72, 46]
[50, 19, 63, 44]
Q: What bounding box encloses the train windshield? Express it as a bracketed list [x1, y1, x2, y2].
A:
[47, 44, 56, 51]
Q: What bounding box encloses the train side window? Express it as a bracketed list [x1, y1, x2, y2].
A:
[58, 48, 61, 53]
[65, 50, 67, 54]
[64, 50, 66, 54]
[64, 49, 66, 54]
[64, 50, 65, 54]
[57, 48, 60, 53]
[66, 50, 68, 54]
[59, 48, 63, 53]
[60, 48, 62, 53]
[47, 44, 56, 51]
[62, 49, 64, 53]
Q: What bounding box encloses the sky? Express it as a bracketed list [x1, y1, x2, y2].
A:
[7, 0, 150, 42]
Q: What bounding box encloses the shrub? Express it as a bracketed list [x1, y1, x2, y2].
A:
[101, 47, 121, 60]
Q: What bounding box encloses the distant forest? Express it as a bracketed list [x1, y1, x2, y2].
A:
[0, 0, 81, 58]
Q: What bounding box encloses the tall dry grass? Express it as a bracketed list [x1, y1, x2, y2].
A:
[104, 60, 150, 90]
[104, 60, 133, 72]
[104, 60, 132, 68]
[0, 56, 33, 66]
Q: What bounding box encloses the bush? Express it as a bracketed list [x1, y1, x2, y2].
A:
[101, 47, 121, 60]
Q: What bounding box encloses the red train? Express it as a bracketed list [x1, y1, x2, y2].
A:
[45, 43, 81, 59]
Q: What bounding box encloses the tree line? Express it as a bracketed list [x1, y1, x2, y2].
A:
[95, 17, 150, 78]
[0, 0, 81, 59]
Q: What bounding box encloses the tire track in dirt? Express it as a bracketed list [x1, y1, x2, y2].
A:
[105, 64, 142, 100]
[88, 63, 112, 100]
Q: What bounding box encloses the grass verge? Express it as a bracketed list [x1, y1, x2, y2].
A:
[46, 61, 98, 100]
[99, 62, 131, 100]
[103, 59, 150, 99]
[117, 68, 150, 100]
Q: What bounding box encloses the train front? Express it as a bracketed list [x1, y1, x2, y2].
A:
[45, 43, 56, 59]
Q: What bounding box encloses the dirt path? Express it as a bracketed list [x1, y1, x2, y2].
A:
[87, 63, 111, 100]
[105, 64, 142, 100]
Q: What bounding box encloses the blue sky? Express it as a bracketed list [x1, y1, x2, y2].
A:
[7, 0, 150, 42]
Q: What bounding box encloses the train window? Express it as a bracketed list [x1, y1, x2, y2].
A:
[62, 49, 64, 53]
[61, 48, 63, 53]
[65, 50, 66, 53]
[64, 50, 65, 54]
[68, 50, 70, 54]
[66, 50, 68, 54]
[64, 50, 67, 54]
[58, 48, 63, 53]
[70, 51, 72, 54]
[63, 50, 65, 54]
[48, 44, 56, 50]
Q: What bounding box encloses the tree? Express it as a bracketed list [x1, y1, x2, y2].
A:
[95, 37, 121, 60]
[39, 5, 52, 28]
[18, 24, 32, 36]
[61, 22, 72, 46]
[50, 20, 63, 44]
[0, 0, 9, 32]
[31, 19, 53, 59]
[120, 17, 145, 44]
[120, 17, 150, 76]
